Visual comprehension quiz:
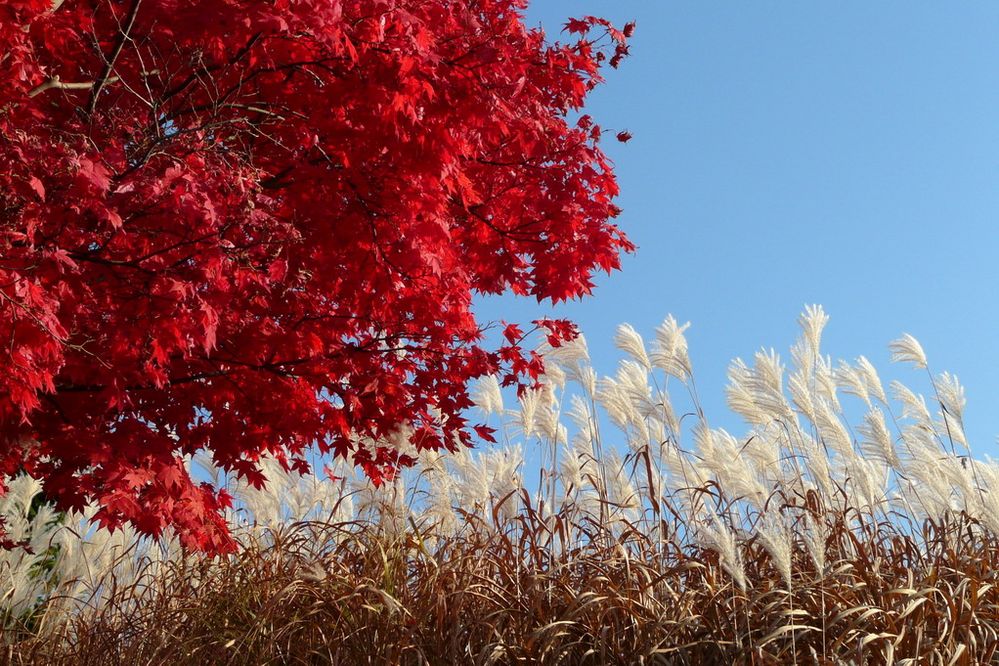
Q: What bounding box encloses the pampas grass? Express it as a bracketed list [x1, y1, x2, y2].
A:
[3, 306, 999, 664]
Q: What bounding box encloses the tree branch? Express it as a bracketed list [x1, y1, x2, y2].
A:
[87, 0, 143, 115]
[28, 75, 115, 98]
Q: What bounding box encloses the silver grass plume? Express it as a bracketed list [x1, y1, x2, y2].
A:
[470, 374, 505, 417]
[614, 323, 651, 371]
[698, 512, 747, 592]
[650, 315, 692, 381]
[889, 333, 928, 369]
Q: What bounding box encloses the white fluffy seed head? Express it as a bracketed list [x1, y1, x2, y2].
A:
[518, 387, 540, 440]
[889, 333, 928, 369]
[543, 361, 567, 391]
[855, 356, 887, 404]
[801, 513, 827, 575]
[858, 407, 899, 469]
[698, 512, 747, 591]
[799, 305, 829, 361]
[726, 352, 793, 426]
[935, 371, 966, 423]
[835, 361, 871, 407]
[650, 315, 692, 381]
[891, 381, 933, 428]
[470, 375, 504, 416]
[614, 323, 651, 371]
[755, 516, 793, 586]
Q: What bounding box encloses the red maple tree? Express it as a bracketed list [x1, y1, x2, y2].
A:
[0, 0, 633, 551]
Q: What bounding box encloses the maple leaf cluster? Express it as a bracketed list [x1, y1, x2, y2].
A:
[0, 1, 632, 552]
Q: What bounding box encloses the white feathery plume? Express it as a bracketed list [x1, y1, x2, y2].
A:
[946, 455, 978, 512]
[934, 371, 966, 424]
[614, 323, 651, 371]
[381, 425, 419, 459]
[697, 512, 747, 591]
[471, 375, 505, 416]
[419, 463, 458, 536]
[740, 425, 783, 489]
[658, 437, 708, 510]
[604, 451, 641, 521]
[543, 331, 590, 366]
[558, 445, 585, 499]
[855, 356, 888, 404]
[897, 433, 954, 521]
[787, 367, 817, 421]
[813, 399, 855, 463]
[801, 513, 827, 576]
[596, 376, 633, 433]
[618, 360, 657, 419]
[350, 475, 408, 536]
[928, 372, 966, 457]
[755, 349, 787, 401]
[542, 360, 567, 391]
[755, 515, 793, 586]
[229, 456, 290, 528]
[517, 387, 541, 440]
[813, 356, 842, 414]
[448, 447, 491, 512]
[936, 413, 967, 449]
[0, 476, 65, 617]
[49, 509, 174, 620]
[597, 363, 652, 439]
[486, 445, 525, 521]
[609, 362, 662, 451]
[566, 395, 597, 448]
[969, 460, 999, 536]
[857, 407, 900, 469]
[577, 364, 598, 399]
[845, 457, 888, 513]
[543, 334, 594, 395]
[799, 305, 829, 362]
[694, 424, 768, 510]
[654, 390, 681, 440]
[529, 381, 566, 445]
[727, 359, 769, 426]
[726, 351, 794, 426]
[450, 445, 523, 522]
[650, 316, 692, 381]
[535, 402, 568, 447]
[889, 333, 928, 369]
[890, 381, 933, 429]
[800, 437, 836, 507]
[835, 361, 872, 407]
[560, 439, 602, 517]
[788, 322, 846, 439]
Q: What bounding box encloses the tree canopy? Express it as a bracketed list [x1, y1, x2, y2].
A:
[0, 0, 632, 551]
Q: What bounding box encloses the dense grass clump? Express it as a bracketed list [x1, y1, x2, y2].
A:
[2, 307, 999, 664]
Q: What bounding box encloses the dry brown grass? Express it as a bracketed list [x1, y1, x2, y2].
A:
[4, 493, 998, 666]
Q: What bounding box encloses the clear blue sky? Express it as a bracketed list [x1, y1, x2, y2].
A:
[476, 2, 999, 452]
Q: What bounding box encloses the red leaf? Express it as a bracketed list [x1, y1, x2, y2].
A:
[502, 323, 523, 344]
[76, 157, 112, 192]
[473, 424, 497, 443]
[28, 176, 45, 200]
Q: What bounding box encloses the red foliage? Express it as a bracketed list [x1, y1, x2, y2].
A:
[0, 1, 632, 552]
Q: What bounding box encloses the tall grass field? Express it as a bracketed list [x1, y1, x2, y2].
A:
[1, 307, 996, 664]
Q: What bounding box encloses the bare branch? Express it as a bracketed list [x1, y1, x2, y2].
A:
[28, 75, 109, 98]
[87, 0, 143, 115]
